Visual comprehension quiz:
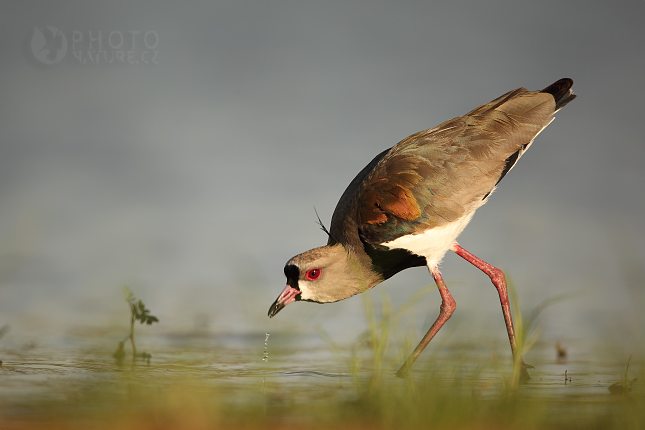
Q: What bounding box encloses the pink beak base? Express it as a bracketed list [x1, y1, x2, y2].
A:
[268, 284, 300, 318]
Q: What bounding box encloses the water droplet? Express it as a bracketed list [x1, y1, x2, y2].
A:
[263, 333, 270, 362]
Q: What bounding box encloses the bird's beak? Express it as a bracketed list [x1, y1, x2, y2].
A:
[268, 284, 300, 318]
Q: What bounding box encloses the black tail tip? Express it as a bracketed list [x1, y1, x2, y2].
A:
[541, 78, 576, 110]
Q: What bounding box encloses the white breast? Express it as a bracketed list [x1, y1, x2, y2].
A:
[380, 211, 477, 268]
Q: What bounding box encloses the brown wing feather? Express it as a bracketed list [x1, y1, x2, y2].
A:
[330, 84, 563, 248]
[356, 119, 466, 230]
[362, 155, 425, 224]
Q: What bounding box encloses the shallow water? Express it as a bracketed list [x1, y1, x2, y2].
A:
[0, 330, 641, 429]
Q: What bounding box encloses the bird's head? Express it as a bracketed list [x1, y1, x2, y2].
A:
[268, 243, 380, 317]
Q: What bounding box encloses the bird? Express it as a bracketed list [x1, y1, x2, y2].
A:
[268, 78, 576, 380]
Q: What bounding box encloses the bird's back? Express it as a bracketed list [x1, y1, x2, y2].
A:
[331, 80, 575, 250]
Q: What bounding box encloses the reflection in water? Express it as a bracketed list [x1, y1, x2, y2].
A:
[282, 370, 346, 378]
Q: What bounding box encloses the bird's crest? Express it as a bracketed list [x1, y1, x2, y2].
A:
[314, 207, 332, 237]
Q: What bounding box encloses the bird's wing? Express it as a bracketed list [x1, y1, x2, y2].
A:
[338, 87, 557, 245]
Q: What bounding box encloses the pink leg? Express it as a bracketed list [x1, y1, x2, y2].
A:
[450, 242, 531, 381]
[396, 265, 456, 378]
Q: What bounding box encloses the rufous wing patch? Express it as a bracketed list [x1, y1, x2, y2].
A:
[360, 155, 424, 225]
[361, 181, 389, 225]
[378, 183, 421, 221]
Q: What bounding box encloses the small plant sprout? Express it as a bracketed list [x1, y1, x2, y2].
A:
[113, 286, 159, 362]
[608, 355, 638, 396]
[508, 281, 581, 389]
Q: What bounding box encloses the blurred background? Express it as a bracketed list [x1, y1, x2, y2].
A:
[0, 0, 643, 356]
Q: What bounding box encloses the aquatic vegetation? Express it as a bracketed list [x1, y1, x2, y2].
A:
[113, 286, 159, 362]
[609, 355, 638, 396]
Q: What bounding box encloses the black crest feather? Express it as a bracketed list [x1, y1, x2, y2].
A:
[314, 207, 331, 237]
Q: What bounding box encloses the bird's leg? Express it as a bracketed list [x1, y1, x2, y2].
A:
[396, 265, 456, 378]
[450, 242, 531, 382]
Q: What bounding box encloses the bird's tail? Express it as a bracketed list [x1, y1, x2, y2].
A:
[541, 78, 577, 112]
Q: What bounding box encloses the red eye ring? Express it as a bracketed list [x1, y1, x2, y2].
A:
[305, 268, 321, 281]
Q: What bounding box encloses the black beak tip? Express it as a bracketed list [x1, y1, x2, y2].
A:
[268, 300, 283, 318]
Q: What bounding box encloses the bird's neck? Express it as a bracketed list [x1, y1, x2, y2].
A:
[345, 246, 384, 294]
[328, 235, 384, 296]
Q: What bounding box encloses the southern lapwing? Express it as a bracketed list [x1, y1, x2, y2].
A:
[269, 78, 576, 380]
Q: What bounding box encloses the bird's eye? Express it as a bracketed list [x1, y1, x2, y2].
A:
[305, 268, 321, 281]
